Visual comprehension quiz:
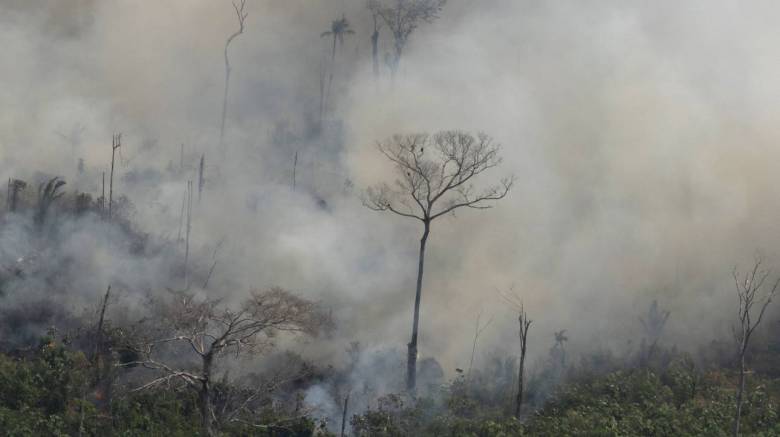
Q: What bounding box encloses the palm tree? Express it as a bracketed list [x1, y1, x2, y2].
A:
[320, 15, 355, 119]
[322, 15, 355, 63]
[35, 176, 66, 229]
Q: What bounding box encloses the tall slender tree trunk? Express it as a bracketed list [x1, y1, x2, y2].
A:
[184, 181, 193, 289]
[200, 353, 214, 437]
[220, 50, 232, 160]
[324, 36, 337, 118]
[734, 349, 746, 436]
[515, 313, 531, 418]
[407, 221, 430, 392]
[94, 285, 112, 412]
[318, 61, 326, 127]
[371, 29, 379, 79]
[101, 172, 105, 214]
[198, 154, 205, 202]
[292, 150, 298, 191]
[390, 34, 403, 83]
[109, 140, 117, 220]
[515, 343, 526, 417]
[340, 393, 350, 437]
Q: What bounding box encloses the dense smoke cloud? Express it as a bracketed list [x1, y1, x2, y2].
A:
[3, 1, 780, 414]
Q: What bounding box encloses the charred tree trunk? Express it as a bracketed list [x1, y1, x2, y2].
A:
[340, 393, 349, 437]
[198, 154, 205, 202]
[220, 0, 246, 160]
[515, 344, 526, 417]
[108, 134, 120, 221]
[407, 221, 430, 392]
[101, 172, 105, 214]
[94, 286, 113, 411]
[734, 344, 747, 436]
[371, 17, 379, 80]
[200, 353, 215, 437]
[515, 309, 531, 418]
[292, 150, 298, 191]
[94, 286, 111, 377]
[323, 36, 337, 118]
[219, 59, 231, 159]
[184, 181, 193, 288]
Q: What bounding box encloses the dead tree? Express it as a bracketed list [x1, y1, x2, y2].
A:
[515, 306, 531, 418]
[219, 0, 247, 158]
[731, 260, 779, 437]
[498, 288, 532, 418]
[108, 133, 121, 220]
[369, 0, 446, 78]
[364, 130, 514, 391]
[93, 285, 113, 409]
[122, 287, 328, 437]
[94, 285, 112, 374]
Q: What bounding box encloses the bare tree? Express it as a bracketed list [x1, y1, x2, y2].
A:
[219, 0, 248, 158]
[364, 130, 513, 391]
[369, 0, 446, 78]
[466, 309, 493, 381]
[122, 287, 329, 436]
[731, 259, 779, 437]
[498, 288, 532, 418]
[515, 306, 531, 418]
[108, 133, 121, 220]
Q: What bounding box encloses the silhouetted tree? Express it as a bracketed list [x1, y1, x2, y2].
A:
[364, 130, 513, 391]
[320, 15, 355, 118]
[35, 176, 66, 228]
[731, 259, 778, 437]
[108, 133, 121, 220]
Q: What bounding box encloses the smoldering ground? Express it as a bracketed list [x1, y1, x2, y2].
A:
[3, 0, 780, 430]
